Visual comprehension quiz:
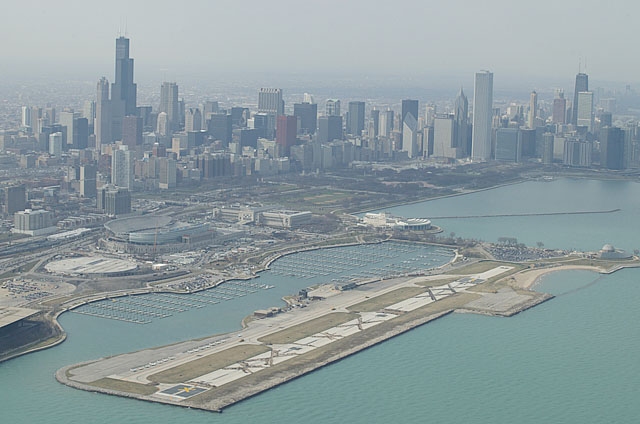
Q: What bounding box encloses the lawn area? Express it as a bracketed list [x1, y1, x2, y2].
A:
[445, 260, 511, 275]
[148, 344, 270, 384]
[258, 312, 356, 345]
[348, 287, 426, 313]
[90, 377, 158, 396]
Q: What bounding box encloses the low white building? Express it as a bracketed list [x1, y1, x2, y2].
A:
[363, 212, 431, 231]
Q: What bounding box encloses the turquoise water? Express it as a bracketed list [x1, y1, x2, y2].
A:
[2, 178, 640, 423]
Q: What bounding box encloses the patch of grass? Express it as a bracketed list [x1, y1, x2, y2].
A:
[90, 377, 158, 396]
[445, 260, 510, 275]
[348, 288, 426, 313]
[258, 312, 356, 345]
[148, 344, 269, 384]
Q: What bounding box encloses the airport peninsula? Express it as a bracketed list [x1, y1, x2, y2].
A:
[55, 246, 639, 412]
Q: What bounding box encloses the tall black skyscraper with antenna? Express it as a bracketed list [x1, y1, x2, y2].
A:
[571, 72, 588, 126]
[110, 36, 137, 142]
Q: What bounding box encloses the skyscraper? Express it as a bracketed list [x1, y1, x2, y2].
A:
[433, 114, 456, 159]
[159, 82, 180, 133]
[370, 109, 380, 138]
[402, 112, 418, 158]
[276, 115, 297, 156]
[347, 101, 365, 136]
[528, 91, 537, 129]
[111, 145, 134, 190]
[552, 90, 567, 125]
[293, 102, 318, 135]
[454, 88, 468, 156]
[325, 99, 341, 116]
[110, 37, 137, 142]
[185, 108, 202, 133]
[258, 88, 284, 115]
[571, 73, 588, 126]
[471, 71, 494, 161]
[600, 126, 625, 170]
[95, 77, 111, 152]
[577, 91, 594, 131]
[401, 100, 419, 128]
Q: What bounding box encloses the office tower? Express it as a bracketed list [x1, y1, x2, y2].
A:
[98, 186, 131, 216]
[95, 77, 111, 152]
[59, 111, 75, 148]
[454, 88, 468, 156]
[122, 115, 142, 149]
[370, 109, 380, 138]
[159, 157, 177, 189]
[577, 91, 594, 131]
[471, 70, 494, 161]
[347, 101, 365, 136]
[185, 108, 202, 132]
[599, 112, 612, 129]
[258, 88, 284, 115]
[156, 112, 169, 136]
[207, 113, 233, 144]
[433, 114, 457, 159]
[325, 99, 341, 117]
[49, 132, 63, 156]
[303, 93, 314, 104]
[111, 145, 134, 190]
[21, 106, 31, 128]
[379, 109, 394, 137]
[74, 117, 89, 149]
[293, 102, 318, 135]
[5, 185, 26, 215]
[563, 139, 592, 167]
[111, 37, 137, 142]
[83, 100, 96, 122]
[600, 126, 625, 170]
[13, 209, 55, 236]
[159, 82, 180, 133]
[542, 133, 554, 165]
[401, 100, 419, 128]
[571, 73, 589, 126]
[79, 164, 97, 198]
[495, 128, 521, 162]
[230, 107, 249, 128]
[552, 90, 567, 124]
[317, 116, 343, 143]
[402, 112, 418, 158]
[276, 115, 297, 156]
[528, 91, 538, 129]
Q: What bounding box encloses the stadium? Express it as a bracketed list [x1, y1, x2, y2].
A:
[101, 215, 215, 255]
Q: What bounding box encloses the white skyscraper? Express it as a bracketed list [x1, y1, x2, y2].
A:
[471, 71, 493, 161]
[577, 91, 594, 132]
[402, 113, 418, 158]
[111, 145, 134, 190]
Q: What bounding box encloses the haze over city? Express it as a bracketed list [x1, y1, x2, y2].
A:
[1, 0, 639, 84]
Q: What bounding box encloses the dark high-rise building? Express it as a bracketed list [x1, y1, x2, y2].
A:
[159, 82, 180, 133]
[370, 109, 380, 138]
[318, 116, 343, 143]
[552, 90, 567, 124]
[231, 107, 249, 128]
[207, 113, 232, 145]
[5, 185, 26, 215]
[74, 117, 89, 149]
[454, 88, 468, 156]
[111, 37, 137, 142]
[347, 101, 365, 136]
[276, 115, 297, 156]
[600, 126, 625, 170]
[293, 103, 318, 135]
[79, 164, 97, 198]
[571, 73, 588, 126]
[122, 116, 143, 149]
[401, 99, 419, 127]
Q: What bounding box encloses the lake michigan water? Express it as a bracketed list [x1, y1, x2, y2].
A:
[2, 178, 640, 423]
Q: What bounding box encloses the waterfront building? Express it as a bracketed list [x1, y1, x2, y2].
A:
[495, 128, 521, 162]
[600, 126, 625, 170]
[471, 70, 493, 161]
[563, 139, 592, 167]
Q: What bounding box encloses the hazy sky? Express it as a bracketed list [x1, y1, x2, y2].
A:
[1, 0, 637, 84]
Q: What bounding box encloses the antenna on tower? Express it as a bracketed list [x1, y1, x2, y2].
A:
[578, 57, 582, 74]
[124, 18, 128, 37]
[584, 57, 588, 73]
